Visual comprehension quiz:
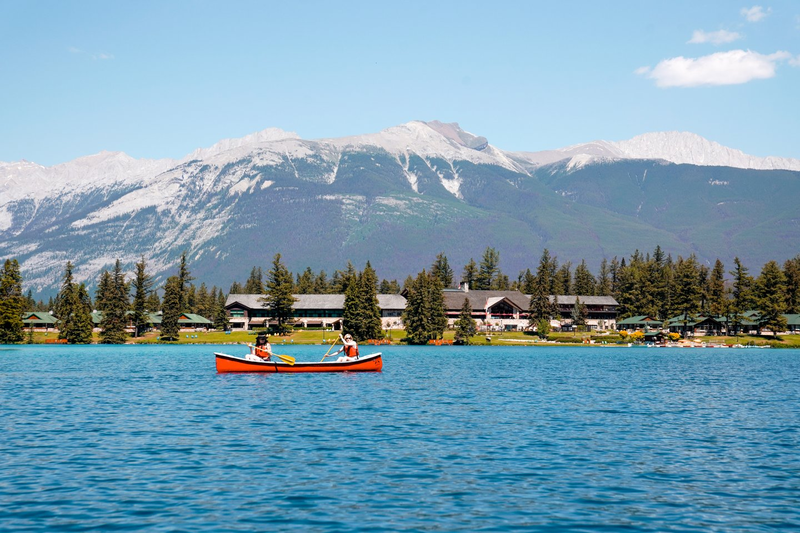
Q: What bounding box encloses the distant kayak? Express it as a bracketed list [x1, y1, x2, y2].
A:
[215, 351, 383, 373]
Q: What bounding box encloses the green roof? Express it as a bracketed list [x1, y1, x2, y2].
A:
[617, 315, 661, 325]
[22, 311, 58, 325]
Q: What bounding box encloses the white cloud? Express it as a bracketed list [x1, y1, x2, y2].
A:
[93, 53, 114, 60]
[790, 54, 800, 67]
[688, 29, 742, 45]
[638, 49, 792, 87]
[68, 46, 82, 54]
[741, 5, 771, 22]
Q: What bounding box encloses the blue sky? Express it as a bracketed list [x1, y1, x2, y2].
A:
[1, 0, 799, 166]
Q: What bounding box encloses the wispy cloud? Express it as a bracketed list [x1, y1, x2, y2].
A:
[68, 47, 114, 60]
[637, 49, 792, 87]
[741, 5, 771, 22]
[93, 53, 114, 60]
[688, 29, 742, 45]
[68, 46, 82, 54]
[790, 54, 800, 67]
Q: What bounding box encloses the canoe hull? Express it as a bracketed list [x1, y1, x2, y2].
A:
[215, 351, 382, 373]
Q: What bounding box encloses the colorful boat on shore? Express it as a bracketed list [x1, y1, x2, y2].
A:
[215, 351, 383, 373]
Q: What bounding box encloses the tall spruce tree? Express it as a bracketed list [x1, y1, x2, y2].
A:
[402, 270, 446, 344]
[296, 267, 315, 294]
[160, 276, 182, 340]
[673, 255, 701, 337]
[783, 255, 800, 314]
[553, 262, 572, 295]
[454, 297, 477, 344]
[536, 249, 558, 295]
[55, 262, 93, 344]
[244, 267, 265, 294]
[754, 261, 788, 335]
[177, 252, 194, 311]
[730, 257, 754, 335]
[708, 259, 727, 317]
[573, 260, 596, 296]
[475, 247, 500, 290]
[342, 262, 383, 341]
[314, 270, 330, 294]
[0, 259, 24, 344]
[263, 253, 295, 334]
[528, 279, 552, 327]
[431, 253, 454, 289]
[572, 296, 588, 329]
[596, 258, 612, 296]
[98, 259, 129, 344]
[214, 289, 229, 330]
[132, 256, 153, 337]
[461, 259, 477, 289]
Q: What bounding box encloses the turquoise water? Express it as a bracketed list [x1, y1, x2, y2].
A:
[1, 344, 799, 532]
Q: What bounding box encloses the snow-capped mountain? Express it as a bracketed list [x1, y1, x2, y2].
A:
[511, 131, 800, 171]
[2, 121, 799, 295]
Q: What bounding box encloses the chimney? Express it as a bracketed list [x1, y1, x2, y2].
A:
[461, 282, 469, 292]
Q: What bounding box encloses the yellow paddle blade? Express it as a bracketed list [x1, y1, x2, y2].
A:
[274, 354, 295, 365]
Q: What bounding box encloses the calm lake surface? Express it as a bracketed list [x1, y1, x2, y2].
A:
[1, 344, 799, 532]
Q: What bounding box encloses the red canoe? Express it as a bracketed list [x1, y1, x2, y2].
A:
[215, 351, 383, 373]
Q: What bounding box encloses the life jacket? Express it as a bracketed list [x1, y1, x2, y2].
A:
[344, 342, 359, 358]
[255, 345, 270, 358]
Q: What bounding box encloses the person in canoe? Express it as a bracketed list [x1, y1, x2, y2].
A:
[248, 334, 273, 361]
[330, 333, 359, 361]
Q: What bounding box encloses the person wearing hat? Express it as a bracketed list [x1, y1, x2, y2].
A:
[331, 333, 359, 361]
[249, 334, 273, 361]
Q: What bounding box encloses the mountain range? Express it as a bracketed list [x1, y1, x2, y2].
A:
[2, 121, 799, 295]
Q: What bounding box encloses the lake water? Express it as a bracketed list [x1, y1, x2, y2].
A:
[1, 344, 799, 532]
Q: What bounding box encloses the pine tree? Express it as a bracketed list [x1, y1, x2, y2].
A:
[146, 290, 161, 314]
[402, 270, 446, 344]
[0, 259, 24, 344]
[55, 262, 93, 344]
[708, 259, 727, 317]
[161, 276, 182, 341]
[178, 252, 194, 310]
[573, 260, 596, 296]
[229, 281, 244, 294]
[730, 257, 754, 335]
[536, 249, 558, 295]
[431, 253, 454, 288]
[314, 270, 329, 294]
[754, 261, 788, 335]
[132, 256, 153, 337]
[596, 258, 612, 296]
[572, 296, 588, 329]
[186, 284, 197, 314]
[673, 255, 701, 337]
[296, 267, 315, 294]
[527, 278, 551, 327]
[98, 259, 129, 344]
[214, 289, 229, 330]
[195, 283, 211, 319]
[244, 267, 264, 294]
[461, 259, 477, 289]
[475, 247, 500, 290]
[520, 269, 536, 294]
[553, 262, 572, 296]
[263, 253, 295, 334]
[343, 262, 383, 341]
[783, 255, 800, 314]
[454, 297, 477, 344]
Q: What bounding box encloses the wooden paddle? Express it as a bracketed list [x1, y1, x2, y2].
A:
[320, 335, 342, 362]
[271, 353, 295, 365]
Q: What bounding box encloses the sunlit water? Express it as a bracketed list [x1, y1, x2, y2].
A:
[1, 344, 799, 531]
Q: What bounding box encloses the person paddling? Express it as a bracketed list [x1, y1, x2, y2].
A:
[330, 333, 359, 361]
[249, 334, 273, 361]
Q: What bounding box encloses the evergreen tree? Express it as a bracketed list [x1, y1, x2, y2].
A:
[698, 264, 710, 314]
[331, 262, 357, 294]
[754, 260, 788, 335]
[0, 259, 24, 344]
[146, 289, 161, 314]
[536, 249, 558, 295]
[229, 281, 244, 294]
[402, 275, 415, 292]
[178, 252, 194, 311]
[475, 247, 500, 290]
[314, 270, 330, 294]
[553, 262, 572, 295]
[527, 279, 552, 327]
[708, 259, 727, 317]
[673, 255, 701, 337]
[55, 262, 94, 344]
[454, 297, 477, 344]
[263, 253, 295, 334]
[431, 252, 454, 288]
[186, 284, 197, 314]
[98, 259, 129, 344]
[402, 270, 446, 344]
[214, 289, 229, 330]
[461, 259, 477, 289]
[379, 279, 401, 294]
[572, 296, 588, 328]
[520, 269, 536, 294]
[784, 255, 800, 314]
[573, 260, 596, 296]
[342, 262, 383, 341]
[132, 256, 153, 337]
[596, 258, 612, 296]
[195, 283, 211, 319]
[160, 276, 182, 340]
[244, 267, 264, 294]
[296, 267, 315, 294]
[730, 257, 754, 335]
